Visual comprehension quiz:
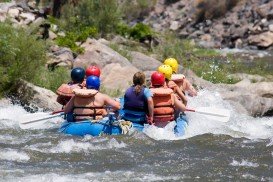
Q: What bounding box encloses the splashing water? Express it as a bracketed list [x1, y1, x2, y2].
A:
[0, 90, 273, 181]
[143, 90, 273, 140]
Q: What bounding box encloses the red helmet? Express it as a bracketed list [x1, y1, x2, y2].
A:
[151, 71, 165, 86]
[85, 66, 101, 77]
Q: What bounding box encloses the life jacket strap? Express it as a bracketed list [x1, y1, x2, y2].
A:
[73, 106, 104, 120]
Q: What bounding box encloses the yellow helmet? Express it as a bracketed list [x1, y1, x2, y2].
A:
[164, 58, 178, 73]
[158, 65, 173, 80]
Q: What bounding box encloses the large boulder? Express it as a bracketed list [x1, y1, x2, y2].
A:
[187, 72, 273, 117]
[217, 79, 273, 116]
[15, 80, 62, 111]
[130, 51, 162, 71]
[101, 63, 139, 92]
[73, 38, 132, 69]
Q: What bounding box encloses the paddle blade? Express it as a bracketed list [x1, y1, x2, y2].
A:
[195, 107, 230, 122]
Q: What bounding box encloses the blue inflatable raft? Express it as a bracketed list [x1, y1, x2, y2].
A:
[58, 113, 132, 137]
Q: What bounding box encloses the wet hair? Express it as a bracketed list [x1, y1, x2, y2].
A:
[133, 71, 145, 95]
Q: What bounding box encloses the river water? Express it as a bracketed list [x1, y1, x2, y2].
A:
[0, 90, 272, 181]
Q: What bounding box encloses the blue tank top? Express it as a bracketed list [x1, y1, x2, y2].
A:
[123, 86, 148, 112]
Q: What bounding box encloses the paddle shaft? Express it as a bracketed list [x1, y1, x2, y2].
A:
[21, 112, 64, 125]
[185, 108, 228, 117]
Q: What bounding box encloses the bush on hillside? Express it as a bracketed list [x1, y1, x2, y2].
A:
[60, 0, 121, 37]
[55, 27, 97, 54]
[116, 23, 154, 42]
[32, 66, 70, 92]
[0, 22, 46, 96]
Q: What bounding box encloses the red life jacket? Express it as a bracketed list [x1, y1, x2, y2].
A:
[72, 89, 107, 121]
[150, 87, 175, 127]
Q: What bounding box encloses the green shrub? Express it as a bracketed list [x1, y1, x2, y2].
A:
[55, 26, 97, 54]
[60, 0, 121, 37]
[116, 23, 154, 42]
[130, 23, 153, 41]
[116, 23, 131, 38]
[32, 66, 70, 92]
[153, 33, 196, 62]
[0, 22, 46, 96]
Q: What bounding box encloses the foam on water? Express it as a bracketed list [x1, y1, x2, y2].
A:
[0, 105, 64, 130]
[0, 105, 28, 128]
[2, 171, 181, 182]
[0, 149, 30, 162]
[143, 122, 177, 140]
[24, 138, 126, 154]
[143, 89, 273, 141]
[1, 89, 273, 141]
[230, 159, 259, 167]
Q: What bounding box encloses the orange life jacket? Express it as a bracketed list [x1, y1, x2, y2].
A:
[150, 87, 175, 126]
[72, 89, 107, 121]
[56, 83, 83, 105]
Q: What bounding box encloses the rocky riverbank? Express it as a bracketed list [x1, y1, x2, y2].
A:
[0, 1, 272, 117]
[144, 0, 273, 50]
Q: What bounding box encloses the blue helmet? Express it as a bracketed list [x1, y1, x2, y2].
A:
[86, 76, 100, 90]
[71, 67, 85, 83]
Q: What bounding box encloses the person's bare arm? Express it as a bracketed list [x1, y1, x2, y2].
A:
[174, 95, 186, 112]
[184, 79, 197, 97]
[147, 97, 154, 124]
[64, 96, 75, 113]
[104, 94, 121, 111]
[175, 85, 188, 106]
[147, 97, 154, 118]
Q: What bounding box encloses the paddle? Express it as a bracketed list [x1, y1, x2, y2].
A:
[185, 107, 230, 122]
[19, 110, 64, 129]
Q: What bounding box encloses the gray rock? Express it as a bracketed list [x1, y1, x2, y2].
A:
[73, 38, 131, 69]
[269, 24, 273, 32]
[48, 30, 57, 40]
[47, 47, 74, 69]
[217, 79, 273, 117]
[7, 8, 20, 18]
[130, 51, 162, 71]
[15, 80, 62, 111]
[101, 63, 139, 92]
[170, 20, 179, 30]
[20, 12, 35, 21]
[248, 31, 273, 48]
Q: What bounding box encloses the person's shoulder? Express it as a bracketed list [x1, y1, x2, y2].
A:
[168, 80, 177, 84]
[98, 92, 111, 99]
[144, 87, 152, 92]
[167, 80, 178, 88]
[144, 87, 153, 97]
